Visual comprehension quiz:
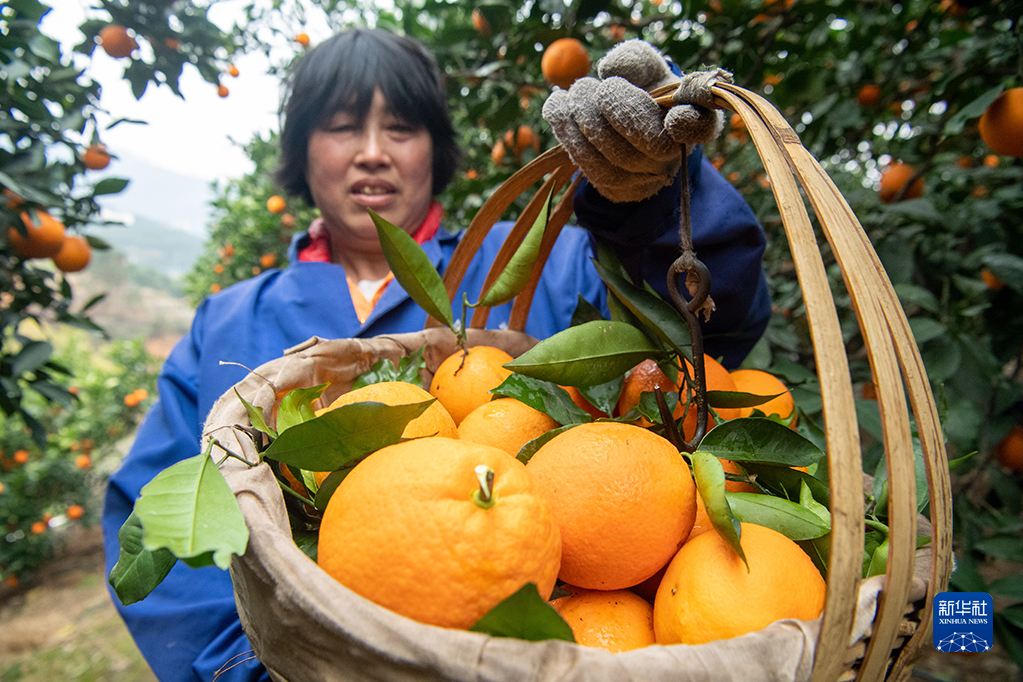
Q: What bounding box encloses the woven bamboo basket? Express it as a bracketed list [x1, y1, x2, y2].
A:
[206, 81, 953, 682]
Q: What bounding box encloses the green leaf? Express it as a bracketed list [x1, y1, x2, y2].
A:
[12, 340, 52, 376]
[570, 295, 606, 326]
[503, 320, 661, 387]
[108, 512, 178, 606]
[973, 535, 1023, 563]
[469, 583, 575, 643]
[943, 85, 1004, 136]
[370, 209, 453, 329]
[276, 383, 328, 433]
[263, 400, 432, 471]
[989, 575, 1023, 601]
[692, 452, 746, 567]
[706, 389, 782, 409]
[983, 253, 1023, 295]
[492, 374, 592, 425]
[353, 347, 427, 389]
[234, 389, 277, 439]
[866, 538, 889, 578]
[697, 418, 825, 467]
[592, 259, 693, 361]
[134, 453, 249, 570]
[515, 424, 577, 464]
[92, 177, 130, 196]
[726, 492, 830, 540]
[741, 462, 831, 507]
[575, 375, 624, 418]
[313, 467, 352, 511]
[475, 187, 551, 308]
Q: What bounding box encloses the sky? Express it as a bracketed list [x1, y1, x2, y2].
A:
[42, 0, 284, 183]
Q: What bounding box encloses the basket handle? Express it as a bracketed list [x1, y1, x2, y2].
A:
[424, 146, 579, 332]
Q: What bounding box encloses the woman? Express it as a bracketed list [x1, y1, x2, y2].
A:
[102, 28, 770, 682]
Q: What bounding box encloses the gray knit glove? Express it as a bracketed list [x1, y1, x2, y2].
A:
[542, 39, 725, 203]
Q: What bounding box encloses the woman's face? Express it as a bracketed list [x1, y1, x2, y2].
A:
[306, 88, 434, 243]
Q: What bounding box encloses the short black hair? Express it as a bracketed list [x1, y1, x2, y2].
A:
[274, 28, 460, 205]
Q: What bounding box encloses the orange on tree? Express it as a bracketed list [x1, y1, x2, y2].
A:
[260, 253, 278, 269]
[729, 368, 795, 423]
[729, 113, 746, 140]
[228, 64, 240, 77]
[98, 25, 137, 59]
[526, 421, 697, 590]
[82, 143, 111, 170]
[541, 37, 591, 90]
[552, 587, 656, 652]
[983, 154, 1000, 168]
[9, 211, 66, 259]
[295, 33, 310, 46]
[653, 523, 826, 645]
[503, 125, 538, 156]
[217, 84, 229, 98]
[429, 345, 513, 425]
[267, 195, 287, 214]
[978, 87, 1023, 158]
[981, 269, 1004, 291]
[857, 84, 881, 107]
[471, 8, 491, 35]
[457, 397, 559, 457]
[75, 454, 92, 469]
[66, 505, 84, 520]
[879, 161, 924, 203]
[317, 437, 561, 629]
[13, 450, 29, 464]
[31, 521, 47, 534]
[995, 424, 1023, 472]
[490, 139, 508, 166]
[52, 235, 92, 272]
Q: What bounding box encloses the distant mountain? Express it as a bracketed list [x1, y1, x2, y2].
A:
[89, 215, 206, 280]
[97, 151, 220, 238]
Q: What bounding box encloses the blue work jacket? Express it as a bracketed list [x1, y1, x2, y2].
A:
[102, 153, 771, 681]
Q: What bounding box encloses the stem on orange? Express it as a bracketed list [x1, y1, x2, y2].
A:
[472, 464, 496, 509]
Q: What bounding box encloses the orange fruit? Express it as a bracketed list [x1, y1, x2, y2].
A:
[318, 437, 561, 629]
[429, 345, 514, 425]
[295, 33, 310, 46]
[217, 84, 229, 98]
[13, 450, 29, 464]
[490, 139, 507, 166]
[124, 393, 139, 407]
[503, 125, 538, 156]
[52, 235, 92, 272]
[618, 356, 740, 439]
[983, 154, 1000, 168]
[653, 523, 826, 645]
[729, 113, 747, 140]
[98, 25, 137, 59]
[82, 144, 111, 170]
[228, 64, 240, 77]
[526, 421, 697, 590]
[260, 253, 278, 269]
[471, 8, 491, 35]
[457, 397, 559, 457]
[74, 454, 91, 469]
[9, 211, 66, 259]
[552, 587, 656, 652]
[266, 195, 287, 214]
[729, 368, 795, 422]
[995, 424, 1023, 472]
[981, 269, 1005, 291]
[31, 521, 47, 534]
[689, 493, 714, 537]
[879, 162, 924, 203]
[978, 87, 1023, 158]
[314, 380, 458, 484]
[857, 84, 881, 107]
[66, 505, 84, 520]
[541, 37, 591, 90]
[561, 385, 608, 420]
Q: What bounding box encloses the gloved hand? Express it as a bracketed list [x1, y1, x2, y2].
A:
[542, 39, 726, 203]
